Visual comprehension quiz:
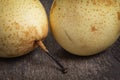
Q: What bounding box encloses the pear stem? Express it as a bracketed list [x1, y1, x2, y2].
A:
[37, 41, 67, 74]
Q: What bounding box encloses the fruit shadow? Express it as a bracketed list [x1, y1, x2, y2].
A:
[0, 47, 42, 64]
[0, 52, 31, 63]
[53, 47, 105, 61]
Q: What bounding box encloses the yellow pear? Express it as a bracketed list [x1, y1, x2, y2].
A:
[50, 0, 120, 56]
[0, 0, 67, 73]
[0, 0, 48, 57]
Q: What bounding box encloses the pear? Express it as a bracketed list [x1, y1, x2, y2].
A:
[0, 0, 49, 57]
[50, 0, 120, 56]
[0, 0, 67, 73]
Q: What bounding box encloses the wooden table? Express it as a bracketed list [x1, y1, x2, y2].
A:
[0, 0, 120, 80]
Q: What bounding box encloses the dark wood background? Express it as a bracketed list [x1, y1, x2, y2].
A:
[0, 0, 120, 80]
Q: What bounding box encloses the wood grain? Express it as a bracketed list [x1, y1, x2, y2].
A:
[0, 0, 120, 80]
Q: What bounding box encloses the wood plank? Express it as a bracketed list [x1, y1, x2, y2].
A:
[0, 0, 120, 80]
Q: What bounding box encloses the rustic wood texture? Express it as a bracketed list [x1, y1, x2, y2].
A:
[0, 0, 120, 80]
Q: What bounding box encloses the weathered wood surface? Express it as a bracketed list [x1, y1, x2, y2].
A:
[0, 0, 120, 80]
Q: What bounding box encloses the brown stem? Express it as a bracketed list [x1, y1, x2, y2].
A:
[37, 41, 67, 74]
